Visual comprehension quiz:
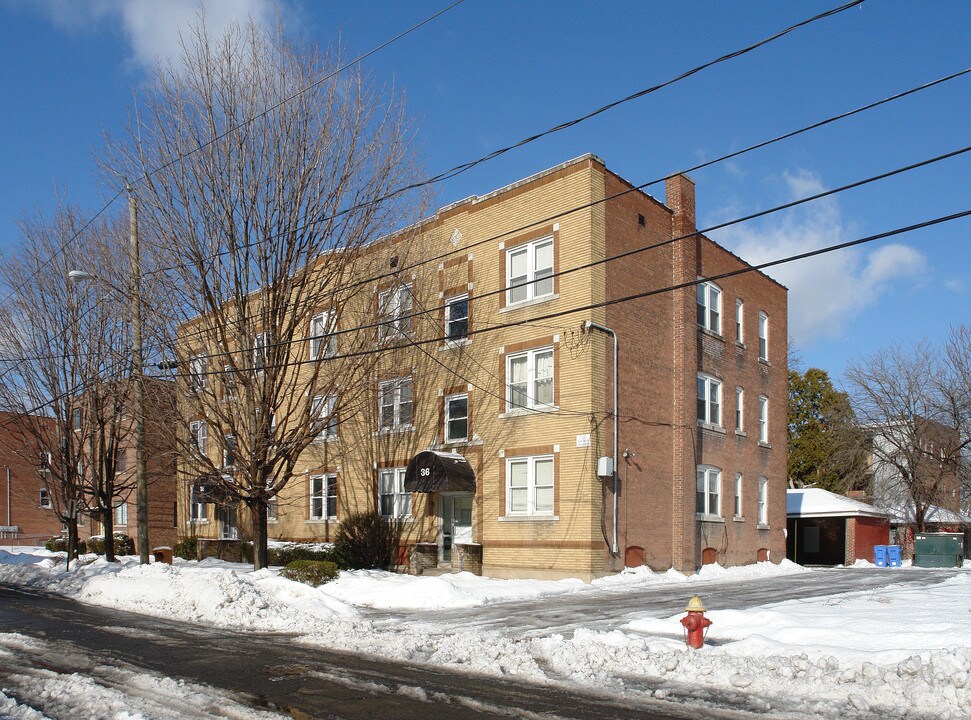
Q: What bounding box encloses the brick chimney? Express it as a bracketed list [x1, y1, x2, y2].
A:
[666, 174, 696, 239]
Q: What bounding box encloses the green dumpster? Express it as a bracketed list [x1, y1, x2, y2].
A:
[913, 533, 964, 568]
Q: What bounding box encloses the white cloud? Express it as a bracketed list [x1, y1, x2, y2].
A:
[713, 169, 929, 346]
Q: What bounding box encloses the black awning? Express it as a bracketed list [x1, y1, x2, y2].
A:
[404, 451, 476, 493]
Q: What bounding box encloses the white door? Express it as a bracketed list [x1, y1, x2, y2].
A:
[452, 495, 473, 544]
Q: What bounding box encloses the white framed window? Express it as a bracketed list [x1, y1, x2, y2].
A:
[310, 310, 337, 359]
[506, 347, 554, 410]
[734, 473, 743, 517]
[254, 332, 269, 373]
[189, 420, 208, 455]
[73, 407, 82, 431]
[758, 395, 769, 443]
[697, 374, 722, 427]
[379, 377, 413, 430]
[758, 312, 768, 361]
[379, 285, 413, 340]
[222, 365, 237, 400]
[506, 455, 554, 516]
[697, 280, 721, 333]
[223, 435, 237, 468]
[445, 393, 469, 443]
[445, 295, 469, 341]
[310, 474, 337, 520]
[113, 501, 128, 526]
[696, 465, 721, 517]
[758, 476, 768, 525]
[311, 394, 338, 440]
[115, 450, 128, 474]
[379, 467, 411, 518]
[506, 236, 553, 305]
[735, 387, 744, 431]
[189, 355, 207, 391]
[735, 299, 744, 343]
[267, 495, 277, 521]
[39, 489, 51, 509]
[189, 487, 205, 522]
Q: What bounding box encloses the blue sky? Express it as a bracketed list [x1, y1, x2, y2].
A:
[1, 0, 968, 384]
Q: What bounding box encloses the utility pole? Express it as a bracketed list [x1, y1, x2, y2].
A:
[128, 184, 149, 564]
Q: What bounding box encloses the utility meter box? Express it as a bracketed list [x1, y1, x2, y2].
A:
[597, 456, 614, 478]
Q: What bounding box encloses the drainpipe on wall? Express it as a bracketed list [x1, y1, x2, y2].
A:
[584, 321, 619, 556]
[5, 466, 10, 527]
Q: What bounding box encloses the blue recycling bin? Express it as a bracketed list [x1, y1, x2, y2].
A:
[873, 545, 887, 567]
[886, 545, 902, 567]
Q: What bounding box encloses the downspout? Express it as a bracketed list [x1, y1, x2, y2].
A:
[584, 321, 619, 555]
[5, 466, 10, 527]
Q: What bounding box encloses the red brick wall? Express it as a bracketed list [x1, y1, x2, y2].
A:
[0, 414, 64, 544]
[853, 516, 891, 563]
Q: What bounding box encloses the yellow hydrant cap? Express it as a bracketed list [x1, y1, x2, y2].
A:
[685, 595, 707, 613]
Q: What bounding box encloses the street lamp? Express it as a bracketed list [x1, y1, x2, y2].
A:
[68, 185, 149, 564]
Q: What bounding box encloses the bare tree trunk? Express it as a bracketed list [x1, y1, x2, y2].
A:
[253, 499, 268, 570]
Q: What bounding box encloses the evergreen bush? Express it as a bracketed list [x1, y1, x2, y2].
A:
[173, 536, 199, 561]
[333, 511, 401, 570]
[279, 559, 339, 587]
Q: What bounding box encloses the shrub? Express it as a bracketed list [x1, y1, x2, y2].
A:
[333, 511, 401, 570]
[173, 536, 198, 561]
[279, 559, 339, 587]
[270, 544, 337, 566]
[86, 534, 135, 556]
[240, 541, 253, 564]
[45, 536, 87, 554]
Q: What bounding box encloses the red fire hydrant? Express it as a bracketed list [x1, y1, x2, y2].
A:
[680, 595, 712, 649]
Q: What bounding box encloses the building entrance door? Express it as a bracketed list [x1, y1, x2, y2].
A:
[220, 505, 238, 540]
[440, 493, 473, 562]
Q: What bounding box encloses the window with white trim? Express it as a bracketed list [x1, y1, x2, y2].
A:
[735, 299, 744, 343]
[734, 473, 743, 517]
[267, 495, 277, 521]
[758, 312, 768, 361]
[506, 347, 554, 410]
[311, 394, 338, 440]
[697, 374, 722, 427]
[506, 455, 554, 516]
[445, 393, 468, 443]
[189, 355, 207, 391]
[223, 435, 237, 468]
[735, 387, 744, 431]
[310, 310, 337, 359]
[758, 395, 769, 443]
[696, 465, 721, 517]
[73, 408, 82, 431]
[445, 295, 469, 341]
[506, 236, 553, 305]
[39, 489, 51, 509]
[189, 486, 205, 522]
[758, 476, 768, 525]
[254, 332, 268, 373]
[222, 366, 237, 400]
[378, 467, 411, 518]
[189, 420, 207, 455]
[378, 285, 413, 340]
[114, 501, 128, 526]
[310, 474, 337, 520]
[697, 280, 721, 333]
[379, 377, 413, 430]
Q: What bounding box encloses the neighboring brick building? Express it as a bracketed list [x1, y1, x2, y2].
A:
[179, 155, 788, 579]
[0, 412, 64, 545]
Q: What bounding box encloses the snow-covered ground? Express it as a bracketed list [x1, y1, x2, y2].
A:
[1, 547, 969, 720]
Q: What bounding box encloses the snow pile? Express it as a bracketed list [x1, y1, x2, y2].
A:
[592, 557, 809, 588]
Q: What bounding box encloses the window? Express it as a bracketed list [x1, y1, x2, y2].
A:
[445, 394, 468, 443]
[73, 408, 82, 431]
[697, 374, 722, 427]
[506, 455, 554, 516]
[506, 347, 554, 410]
[223, 435, 237, 468]
[696, 466, 721, 517]
[113, 501, 128, 526]
[267, 495, 277, 521]
[696, 280, 721, 333]
[189, 421, 208, 455]
[115, 450, 128, 474]
[379, 467, 411, 518]
[736, 299, 744, 343]
[310, 474, 338, 520]
[758, 312, 768, 361]
[378, 285, 413, 340]
[189, 355, 207, 391]
[735, 387, 744, 431]
[758, 395, 769, 443]
[39, 450, 52, 474]
[379, 377, 413, 430]
[506, 236, 553, 305]
[311, 394, 338, 440]
[758, 477, 768, 525]
[734, 473, 743, 517]
[189, 485, 206, 522]
[222, 366, 237, 400]
[39, 489, 51, 509]
[445, 295, 469, 341]
[310, 310, 337, 359]
[254, 332, 269, 373]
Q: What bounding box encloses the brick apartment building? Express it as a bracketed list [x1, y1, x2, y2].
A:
[179, 155, 788, 579]
[0, 412, 64, 545]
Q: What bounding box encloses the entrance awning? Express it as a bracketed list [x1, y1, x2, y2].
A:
[404, 451, 475, 493]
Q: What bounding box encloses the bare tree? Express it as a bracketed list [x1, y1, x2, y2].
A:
[0, 206, 141, 563]
[845, 328, 971, 531]
[102, 17, 425, 569]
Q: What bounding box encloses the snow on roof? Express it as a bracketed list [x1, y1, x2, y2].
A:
[882, 502, 971, 525]
[786, 488, 890, 518]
